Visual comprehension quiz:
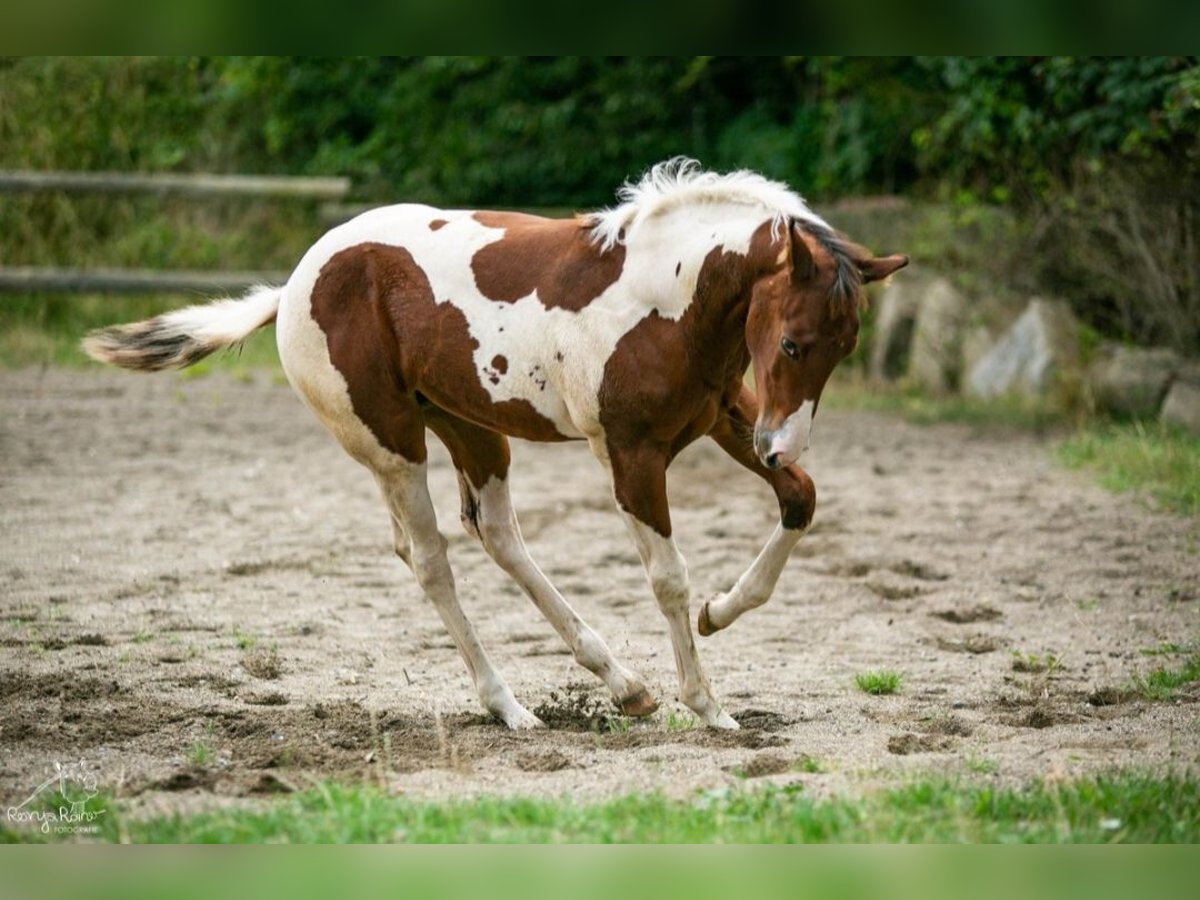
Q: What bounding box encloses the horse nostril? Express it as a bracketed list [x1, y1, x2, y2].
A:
[765, 452, 781, 470]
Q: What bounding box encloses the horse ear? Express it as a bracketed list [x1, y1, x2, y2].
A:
[859, 254, 909, 283]
[789, 220, 816, 282]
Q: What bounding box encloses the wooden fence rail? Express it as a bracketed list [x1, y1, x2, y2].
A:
[0, 169, 347, 294]
[0, 169, 350, 200]
[0, 267, 289, 295]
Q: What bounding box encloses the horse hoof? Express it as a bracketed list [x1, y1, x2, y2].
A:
[619, 688, 659, 718]
[708, 710, 740, 730]
[502, 708, 545, 730]
[697, 602, 720, 637]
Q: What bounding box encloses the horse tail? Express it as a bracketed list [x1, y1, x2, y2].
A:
[82, 284, 282, 371]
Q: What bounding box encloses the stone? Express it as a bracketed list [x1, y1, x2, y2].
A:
[966, 298, 1081, 399]
[868, 272, 926, 382]
[908, 277, 968, 394]
[1088, 344, 1181, 418]
[1161, 376, 1200, 435]
[961, 324, 998, 380]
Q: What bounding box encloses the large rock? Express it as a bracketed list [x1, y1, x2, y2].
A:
[1161, 371, 1200, 435]
[1088, 345, 1181, 418]
[908, 277, 968, 393]
[868, 273, 925, 382]
[966, 298, 1081, 399]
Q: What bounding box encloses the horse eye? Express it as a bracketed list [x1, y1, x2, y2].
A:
[780, 336, 799, 360]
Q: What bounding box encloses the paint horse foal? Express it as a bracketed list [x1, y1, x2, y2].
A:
[85, 160, 907, 730]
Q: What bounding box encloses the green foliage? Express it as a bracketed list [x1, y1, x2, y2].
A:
[4, 56, 1194, 209]
[912, 57, 1199, 199]
[6, 774, 1197, 843]
[3, 56, 1198, 354]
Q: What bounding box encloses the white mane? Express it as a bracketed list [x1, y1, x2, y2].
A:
[586, 157, 830, 250]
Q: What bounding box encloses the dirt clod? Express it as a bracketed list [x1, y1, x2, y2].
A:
[242, 647, 283, 680]
[731, 709, 792, 732]
[887, 733, 955, 755]
[937, 634, 1001, 654]
[931, 606, 1003, 624]
[726, 752, 792, 778]
[533, 684, 621, 731]
[244, 691, 289, 706]
[1089, 687, 1135, 707]
[517, 750, 573, 772]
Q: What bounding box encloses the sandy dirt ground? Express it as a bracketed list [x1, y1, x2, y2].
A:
[2, 367, 1197, 819]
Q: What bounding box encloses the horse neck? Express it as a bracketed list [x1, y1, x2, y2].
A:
[653, 209, 777, 376]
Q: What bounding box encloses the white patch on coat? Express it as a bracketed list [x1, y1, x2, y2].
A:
[766, 399, 815, 465]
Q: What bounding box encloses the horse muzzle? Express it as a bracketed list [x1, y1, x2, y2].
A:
[755, 400, 814, 470]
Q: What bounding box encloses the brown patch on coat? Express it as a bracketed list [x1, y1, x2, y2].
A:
[598, 221, 782, 535]
[423, 408, 510, 492]
[309, 243, 569, 456]
[491, 354, 508, 374]
[429, 219, 448, 231]
[471, 211, 626, 312]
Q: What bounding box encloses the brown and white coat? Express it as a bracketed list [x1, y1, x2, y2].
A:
[85, 160, 907, 729]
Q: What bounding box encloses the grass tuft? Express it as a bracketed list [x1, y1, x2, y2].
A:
[1128, 654, 1200, 701]
[665, 710, 696, 732]
[1011, 651, 1062, 674]
[855, 670, 902, 695]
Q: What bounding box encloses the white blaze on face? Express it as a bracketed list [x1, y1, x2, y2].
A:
[766, 399, 814, 465]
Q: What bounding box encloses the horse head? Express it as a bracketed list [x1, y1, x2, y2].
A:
[746, 219, 907, 469]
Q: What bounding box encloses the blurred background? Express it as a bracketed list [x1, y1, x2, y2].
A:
[0, 56, 1196, 509]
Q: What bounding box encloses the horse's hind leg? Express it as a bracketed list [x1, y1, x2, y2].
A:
[373, 455, 542, 729]
[426, 410, 657, 717]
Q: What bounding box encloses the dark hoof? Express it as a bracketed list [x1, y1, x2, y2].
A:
[619, 688, 659, 718]
[697, 602, 721, 637]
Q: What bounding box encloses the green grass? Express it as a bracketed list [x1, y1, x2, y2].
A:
[232, 627, 258, 650]
[822, 380, 1062, 430]
[793, 754, 824, 774]
[4, 773, 1196, 843]
[855, 669, 903, 696]
[1058, 421, 1200, 517]
[963, 753, 1000, 775]
[1011, 651, 1062, 674]
[1128, 653, 1200, 701]
[665, 710, 696, 732]
[186, 741, 214, 768]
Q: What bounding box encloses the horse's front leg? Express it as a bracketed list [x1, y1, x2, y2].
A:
[698, 386, 815, 636]
[596, 438, 739, 729]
